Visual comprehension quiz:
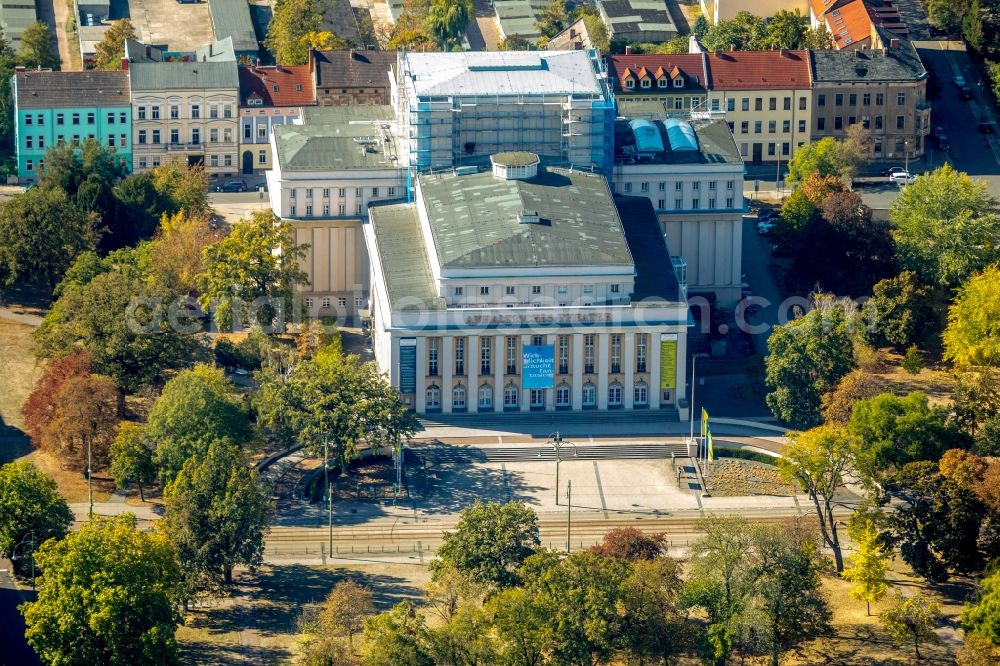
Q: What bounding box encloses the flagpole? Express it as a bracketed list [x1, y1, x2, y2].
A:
[689, 355, 697, 444]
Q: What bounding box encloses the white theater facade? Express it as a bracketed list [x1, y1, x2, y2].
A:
[363, 153, 691, 416]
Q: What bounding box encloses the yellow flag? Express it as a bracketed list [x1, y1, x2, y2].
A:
[700, 407, 709, 439]
[707, 424, 715, 462]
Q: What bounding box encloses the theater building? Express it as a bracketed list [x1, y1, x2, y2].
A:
[364, 152, 690, 416]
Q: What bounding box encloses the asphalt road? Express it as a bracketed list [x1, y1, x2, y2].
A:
[0, 562, 38, 665]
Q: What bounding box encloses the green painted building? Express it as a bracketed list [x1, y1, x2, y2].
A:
[12, 69, 132, 179]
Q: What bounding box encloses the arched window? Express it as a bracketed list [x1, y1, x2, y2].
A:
[608, 382, 623, 407]
[633, 381, 648, 407]
[503, 384, 519, 408]
[453, 385, 466, 410]
[426, 384, 440, 410]
[478, 384, 493, 410]
[556, 383, 571, 408]
[582, 382, 597, 408]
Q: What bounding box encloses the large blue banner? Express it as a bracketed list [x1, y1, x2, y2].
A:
[522, 345, 555, 389]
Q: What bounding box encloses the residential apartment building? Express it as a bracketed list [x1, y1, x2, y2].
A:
[611, 118, 744, 305]
[310, 49, 395, 107]
[125, 38, 240, 175]
[810, 27, 929, 158]
[605, 52, 710, 113]
[704, 49, 812, 164]
[12, 69, 132, 179]
[238, 64, 313, 175]
[267, 105, 406, 317]
[364, 154, 689, 415]
[809, 0, 908, 50]
[394, 50, 616, 173]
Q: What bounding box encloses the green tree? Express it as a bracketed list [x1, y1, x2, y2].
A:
[890, 165, 1000, 289]
[841, 521, 890, 615]
[0, 461, 72, 575]
[693, 14, 709, 37]
[787, 137, 856, 184]
[821, 369, 885, 425]
[861, 271, 936, 351]
[426, 0, 472, 49]
[197, 210, 308, 330]
[361, 601, 434, 666]
[498, 35, 534, 50]
[927, 0, 968, 32]
[944, 266, 1000, 368]
[20, 514, 181, 666]
[762, 9, 806, 49]
[483, 586, 550, 666]
[18, 21, 56, 69]
[848, 391, 968, 477]
[581, 12, 609, 52]
[535, 0, 568, 39]
[701, 11, 767, 51]
[963, 565, 1000, 648]
[764, 302, 856, 428]
[803, 24, 834, 49]
[34, 268, 198, 393]
[254, 342, 414, 471]
[148, 364, 252, 485]
[431, 500, 540, 589]
[110, 422, 156, 501]
[779, 426, 858, 572]
[93, 19, 136, 70]
[0, 186, 100, 289]
[962, 0, 982, 50]
[320, 580, 375, 652]
[880, 592, 941, 659]
[618, 557, 689, 663]
[163, 439, 273, 585]
[428, 603, 497, 666]
[901, 344, 923, 374]
[265, 0, 324, 65]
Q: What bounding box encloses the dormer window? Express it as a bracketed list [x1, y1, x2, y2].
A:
[247, 97, 263, 106]
[624, 78, 635, 89]
[272, 84, 279, 92]
[640, 77, 651, 89]
[657, 78, 668, 88]
[673, 77, 684, 88]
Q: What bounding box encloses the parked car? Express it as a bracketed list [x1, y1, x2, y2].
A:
[936, 133, 950, 151]
[890, 171, 917, 185]
[757, 219, 775, 234]
[879, 166, 907, 177]
[214, 181, 246, 193]
[954, 75, 967, 86]
[757, 207, 779, 222]
[960, 85, 974, 100]
[979, 121, 995, 134]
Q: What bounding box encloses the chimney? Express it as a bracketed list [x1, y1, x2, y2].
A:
[119, 56, 129, 70]
[889, 38, 900, 49]
[624, 45, 632, 55]
[780, 48, 789, 57]
[14, 65, 26, 73]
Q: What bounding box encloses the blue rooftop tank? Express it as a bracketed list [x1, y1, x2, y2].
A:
[664, 118, 698, 152]
[629, 119, 665, 155]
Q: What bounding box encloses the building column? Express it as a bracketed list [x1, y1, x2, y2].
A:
[467, 334, 479, 411]
[415, 336, 427, 413]
[545, 334, 556, 411]
[389, 335, 401, 389]
[441, 336, 453, 413]
[571, 333, 583, 410]
[624, 333, 635, 409]
[494, 334, 504, 409]
[675, 328, 688, 415]
[650, 332, 662, 409]
[520, 334, 531, 412]
[597, 333, 609, 410]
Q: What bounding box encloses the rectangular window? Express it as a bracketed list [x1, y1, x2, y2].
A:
[210, 155, 218, 167]
[726, 98, 735, 111]
[506, 337, 517, 375]
[338, 203, 345, 215]
[782, 120, 790, 133]
[755, 98, 763, 111]
[72, 113, 80, 125]
[876, 93, 884, 106]
[740, 121, 749, 134]
[583, 285, 594, 293]
[323, 188, 330, 198]
[257, 126, 267, 139]
[818, 94, 826, 107]
[481, 338, 491, 375]
[896, 115, 905, 130]
[210, 105, 219, 119]
[863, 93, 871, 105]
[152, 106, 161, 120]
[290, 204, 296, 216]
[799, 97, 807, 110]
[305, 205, 313, 216]
[754, 121, 762, 133]
[480, 286, 489, 296]
[799, 119, 806, 133]
[191, 104, 200, 119]
[210, 128, 219, 143]
[455, 337, 465, 375]
[531, 285, 541, 295]
[191, 128, 200, 144]
[817, 117, 825, 131]
[675, 198, 682, 209]
[152, 130, 160, 143]
[640, 182, 649, 192]
[505, 285, 515, 296]
[875, 115, 883, 130]
[610, 334, 622, 373]
[107, 135, 114, 147]
[224, 105, 232, 118]
[768, 121, 776, 133]
[321, 297, 331, 308]
[741, 98, 749, 111]
[259, 150, 266, 164]
[25, 136, 32, 149]
[170, 129, 179, 144]
[388, 186, 396, 197]
[558, 336, 569, 374]
[769, 97, 777, 111]
[25, 115, 32, 126]
[623, 182, 632, 193]
[584, 335, 595, 374]
[897, 92, 906, 105]
[87, 112, 95, 124]
[120, 134, 126, 147]
[692, 198, 700, 209]
[726, 197, 734, 208]
[322, 205, 329, 216]
[834, 117, 843, 130]
[427, 338, 439, 376]
[849, 93, 857, 106]
[636, 334, 647, 372]
[107, 112, 115, 124]
[782, 142, 790, 156]
[169, 105, 179, 120]
[56, 113, 64, 125]
[767, 143, 776, 156]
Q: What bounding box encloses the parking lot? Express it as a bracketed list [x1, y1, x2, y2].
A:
[129, 0, 214, 51]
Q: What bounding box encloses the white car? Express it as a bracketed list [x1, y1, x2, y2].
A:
[890, 171, 917, 185]
[954, 75, 966, 86]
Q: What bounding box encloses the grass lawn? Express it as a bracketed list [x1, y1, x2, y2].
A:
[0, 320, 40, 465]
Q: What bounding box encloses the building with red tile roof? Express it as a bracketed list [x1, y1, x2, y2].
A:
[606, 52, 709, 113]
[703, 49, 812, 164]
[809, 0, 908, 50]
[238, 64, 315, 176]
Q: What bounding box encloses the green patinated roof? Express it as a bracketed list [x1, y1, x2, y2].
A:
[491, 151, 539, 167]
[273, 105, 401, 171]
[419, 166, 633, 269]
[367, 204, 445, 311]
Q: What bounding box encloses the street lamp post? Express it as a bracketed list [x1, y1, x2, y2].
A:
[565, 479, 572, 554]
[689, 355, 699, 456]
[539, 432, 577, 506]
[87, 439, 93, 519]
[324, 439, 333, 556]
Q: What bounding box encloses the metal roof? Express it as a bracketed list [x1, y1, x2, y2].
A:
[418, 165, 633, 269]
[208, 0, 258, 53]
[629, 119, 664, 154]
[664, 118, 697, 152]
[0, 0, 37, 45]
[129, 60, 239, 91]
[15, 70, 130, 108]
[273, 105, 402, 171]
[403, 50, 604, 98]
[613, 118, 742, 166]
[367, 204, 445, 311]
